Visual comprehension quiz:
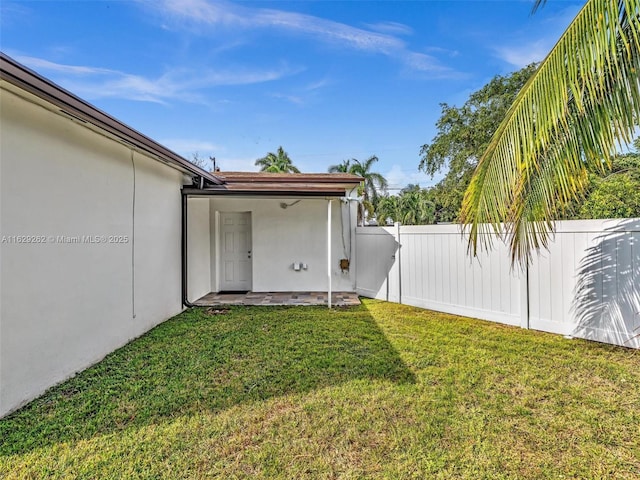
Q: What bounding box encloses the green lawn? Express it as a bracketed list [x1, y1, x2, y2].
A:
[1, 299, 639, 479]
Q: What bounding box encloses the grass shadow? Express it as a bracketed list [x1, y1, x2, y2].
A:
[0, 304, 415, 456]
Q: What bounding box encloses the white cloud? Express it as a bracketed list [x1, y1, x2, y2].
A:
[269, 76, 333, 106]
[259, 10, 403, 54]
[197, 64, 303, 87]
[161, 139, 221, 156]
[15, 56, 118, 76]
[493, 4, 582, 68]
[305, 78, 331, 91]
[215, 156, 260, 172]
[0, 2, 32, 27]
[401, 52, 458, 77]
[151, 0, 402, 53]
[270, 92, 305, 105]
[14, 54, 298, 104]
[365, 21, 413, 36]
[495, 39, 552, 68]
[143, 0, 459, 78]
[160, 139, 260, 171]
[425, 46, 459, 58]
[384, 164, 437, 192]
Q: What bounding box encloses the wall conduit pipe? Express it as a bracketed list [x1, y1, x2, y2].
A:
[181, 191, 196, 308]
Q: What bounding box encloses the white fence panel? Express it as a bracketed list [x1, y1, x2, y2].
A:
[356, 219, 640, 349]
[355, 226, 400, 302]
[396, 225, 522, 326]
[529, 220, 640, 348]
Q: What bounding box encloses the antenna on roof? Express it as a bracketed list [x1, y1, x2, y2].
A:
[210, 156, 220, 172]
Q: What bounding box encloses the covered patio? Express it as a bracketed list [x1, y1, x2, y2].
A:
[182, 172, 363, 309]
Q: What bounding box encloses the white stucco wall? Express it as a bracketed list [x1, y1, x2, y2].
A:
[205, 196, 357, 293]
[0, 85, 186, 417]
[187, 198, 211, 302]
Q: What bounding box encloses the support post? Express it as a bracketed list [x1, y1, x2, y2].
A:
[396, 221, 402, 305]
[327, 199, 332, 309]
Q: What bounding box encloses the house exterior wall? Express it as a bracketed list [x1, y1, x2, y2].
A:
[206, 197, 357, 293]
[0, 85, 185, 417]
[187, 198, 211, 302]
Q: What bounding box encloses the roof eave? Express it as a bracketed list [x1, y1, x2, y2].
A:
[216, 172, 364, 184]
[182, 187, 353, 197]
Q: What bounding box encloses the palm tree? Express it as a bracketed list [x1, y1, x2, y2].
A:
[399, 188, 435, 225]
[377, 187, 436, 226]
[329, 155, 388, 224]
[255, 146, 300, 173]
[328, 159, 351, 173]
[376, 195, 402, 225]
[461, 0, 640, 265]
[350, 156, 388, 209]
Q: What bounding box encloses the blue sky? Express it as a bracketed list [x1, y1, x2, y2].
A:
[1, 0, 583, 189]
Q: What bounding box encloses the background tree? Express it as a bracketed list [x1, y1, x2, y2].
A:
[461, 0, 640, 265]
[419, 64, 538, 222]
[328, 159, 351, 173]
[375, 195, 402, 226]
[398, 185, 435, 225]
[255, 146, 300, 173]
[328, 156, 388, 225]
[420, 61, 640, 226]
[190, 152, 213, 171]
[423, 179, 465, 224]
[376, 185, 435, 226]
[570, 150, 640, 219]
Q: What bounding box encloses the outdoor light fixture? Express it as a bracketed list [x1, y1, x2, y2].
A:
[279, 200, 301, 209]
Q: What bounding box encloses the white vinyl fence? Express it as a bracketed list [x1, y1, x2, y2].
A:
[356, 219, 640, 349]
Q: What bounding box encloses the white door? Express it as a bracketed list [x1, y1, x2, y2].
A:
[220, 212, 252, 291]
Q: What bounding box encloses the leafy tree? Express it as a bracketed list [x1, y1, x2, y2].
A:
[419, 64, 538, 222]
[423, 179, 465, 224]
[255, 146, 300, 173]
[579, 174, 640, 219]
[328, 156, 388, 225]
[574, 152, 640, 219]
[461, 0, 640, 264]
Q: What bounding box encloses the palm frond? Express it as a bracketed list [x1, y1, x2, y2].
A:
[255, 146, 300, 173]
[328, 160, 351, 173]
[461, 0, 640, 266]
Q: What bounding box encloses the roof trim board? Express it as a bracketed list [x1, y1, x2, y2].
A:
[216, 172, 364, 184]
[182, 186, 352, 197]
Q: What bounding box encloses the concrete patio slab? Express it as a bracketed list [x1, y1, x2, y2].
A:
[193, 291, 361, 307]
